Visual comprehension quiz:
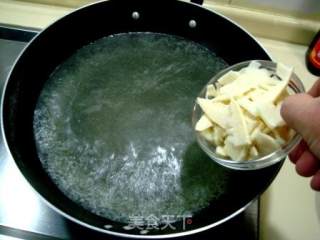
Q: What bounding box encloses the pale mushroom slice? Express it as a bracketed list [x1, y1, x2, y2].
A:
[206, 84, 218, 98]
[261, 82, 290, 103]
[276, 62, 293, 84]
[213, 125, 226, 146]
[256, 101, 285, 129]
[274, 126, 296, 142]
[261, 64, 292, 103]
[259, 82, 275, 91]
[238, 97, 258, 117]
[271, 129, 286, 146]
[210, 94, 231, 103]
[199, 128, 215, 143]
[252, 131, 280, 156]
[216, 146, 227, 157]
[248, 88, 268, 102]
[197, 98, 230, 129]
[224, 137, 248, 161]
[195, 114, 213, 131]
[249, 146, 259, 159]
[275, 89, 290, 105]
[227, 99, 251, 146]
[217, 70, 240, 86]
[244, 114, 259, 134]
[250, 121, 268, 141]
[219, 74, 257, 97]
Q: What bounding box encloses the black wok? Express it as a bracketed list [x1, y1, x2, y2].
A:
[1, 0, 282, 238]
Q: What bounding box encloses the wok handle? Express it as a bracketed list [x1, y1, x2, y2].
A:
[190, 0, 204, 5]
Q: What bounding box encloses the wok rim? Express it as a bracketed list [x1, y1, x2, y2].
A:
[1, 0, 274, 238]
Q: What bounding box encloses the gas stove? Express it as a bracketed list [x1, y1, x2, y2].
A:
[0, 25, 259, 240]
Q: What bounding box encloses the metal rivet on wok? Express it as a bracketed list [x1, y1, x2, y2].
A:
[132, 11, 140, 20]
[189, 19, 197, 28]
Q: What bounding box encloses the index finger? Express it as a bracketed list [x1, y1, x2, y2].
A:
[289, 140, 308, 163]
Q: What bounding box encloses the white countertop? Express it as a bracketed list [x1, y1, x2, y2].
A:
[258, 37, 320, 240]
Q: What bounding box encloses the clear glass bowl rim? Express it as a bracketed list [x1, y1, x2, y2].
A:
[192, 60, 305, 170]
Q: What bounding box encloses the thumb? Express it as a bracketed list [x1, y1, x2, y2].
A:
[281, 93, 315, 131]
[281, 93, 320, 158]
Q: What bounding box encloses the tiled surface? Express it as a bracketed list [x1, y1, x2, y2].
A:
[230, 0, 320, 15]
[207, 0, 320, 20]
[18, 0, 95, 8]
[205, 2, 319, 44]
[0, 0, 71, 29]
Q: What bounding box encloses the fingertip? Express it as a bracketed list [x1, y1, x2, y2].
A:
[295, 150, 320, 177]
[311, 170, 320, 191]
[280, 95, 294, 120]
[280, 93, 312, 128]
[288, 140, 308, 164]
[280, 94, 305, 112]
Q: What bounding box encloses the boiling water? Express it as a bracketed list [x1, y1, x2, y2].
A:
[34, 33, 228, 223]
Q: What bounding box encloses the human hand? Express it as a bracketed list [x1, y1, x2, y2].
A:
[281, 79, 320, 191]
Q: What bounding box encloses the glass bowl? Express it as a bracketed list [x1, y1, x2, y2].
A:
[192, 60, 305, 170]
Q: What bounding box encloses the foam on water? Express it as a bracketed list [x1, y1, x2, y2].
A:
[34, 33, 229, 223]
